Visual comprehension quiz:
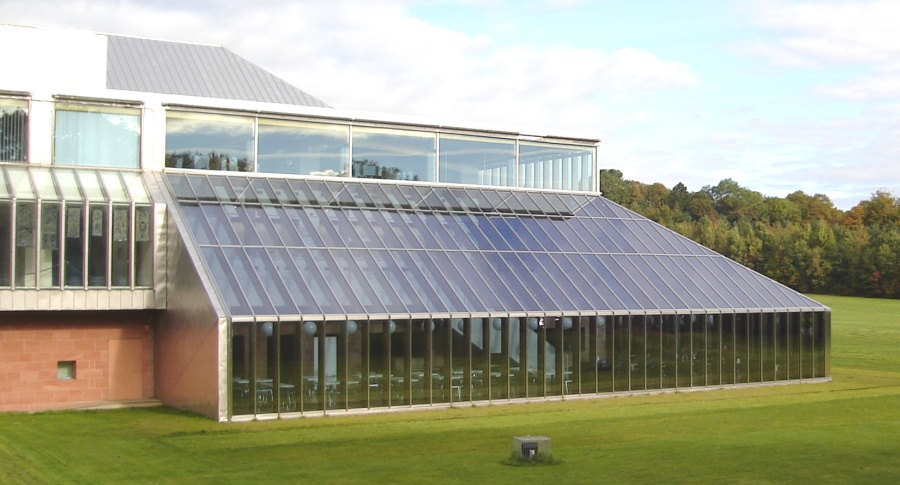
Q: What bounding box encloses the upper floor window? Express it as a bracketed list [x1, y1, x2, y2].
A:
[0, 98, 28, 162]
[165, 112, 253, 172]
[163, 109, 597, 192]
[352, 127, 435, 182]
[257, 119, 349, 177]
[54, 103, 141, 168]
[439, 134, 515, 187]
[519, 141, 594, 192]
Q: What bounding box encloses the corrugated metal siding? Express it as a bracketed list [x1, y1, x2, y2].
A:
[106, 35, 330, 108]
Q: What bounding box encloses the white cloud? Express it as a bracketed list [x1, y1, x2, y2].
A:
[742, 0, 900, 102]
[0, 0, 697, 135]
[748, 0, 900, 65]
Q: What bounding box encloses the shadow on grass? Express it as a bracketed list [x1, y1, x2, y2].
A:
[500, 452, 563, 467]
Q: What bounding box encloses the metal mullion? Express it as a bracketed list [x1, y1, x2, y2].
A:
[105, 201, 113, 289]
[514, 140, 520, 188]
[128, 203, 136, 289]
[8, 199, 16, 289]
[347, 125, 354, 178]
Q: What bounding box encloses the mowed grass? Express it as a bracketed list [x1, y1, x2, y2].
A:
[1, 295, 898, 484]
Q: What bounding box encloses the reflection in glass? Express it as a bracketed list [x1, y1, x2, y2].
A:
[645, 315, 661, 390]
[630, 315, 646, 391]
[701, 314, 714, 386]
[749, 313, 762, 382]
[734, 313, 748, 384]
[776, 312, 788, 381]
[682, 314, 709, 386]
[721, 314, 735, 385]
[612, 315, 629, 391]
[165, 112, 254, 171]
[352, 127, 435, 182]
[258, 120, 349, 177]
[438, 134, 514, 186]
[762, 313, 776, 381]
[789, 313, 801, 379]
[801, 312, 814, 379]
[676, 315, 692, 387]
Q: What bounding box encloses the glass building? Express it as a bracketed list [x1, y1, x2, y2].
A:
[0, 25, 829, 421]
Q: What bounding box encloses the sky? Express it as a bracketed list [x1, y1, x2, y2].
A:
[2, 0, 899, 210]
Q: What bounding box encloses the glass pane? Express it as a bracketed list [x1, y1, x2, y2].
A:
[31, 169, 58, 200]
[0, 98, 28, 162]
[245, 247, 296, 314]
[268, 248, 326, 315]
[55, 104, 140, 168]
[308, 249, 365, 315]
[121, 172, 150, 203]
[110, 205, 130, 287]
[258, 119, 349, 177]
[64, 204, 84, 287]
[100, 171, 129, 202]
[231, 321, 254, 415]
[134, 206, 153, 287]
[221, 247, 273, 315]
[268, 179, 299, 205]
[244, 205, 281, 246]
[87, 205, 107, 287]
[266, 206, 302, 246]
[363, 211, 402, 248]
[331, 248, 387, 315]
[77, 171, 106, 202]
[225, 205, 262, 246]
[438, 133, 514, 186]
[519, 141, 594, 191]
[389, 250, 456, 312]
[14, 201, 36, 287]
[165, 112, 253, 172]
[55, 169, 82, 200]
[0, 201, 11, 286]
[6, 166, 34, 199]
[352, 126, 435, 182]
[284, 207, 324, 248]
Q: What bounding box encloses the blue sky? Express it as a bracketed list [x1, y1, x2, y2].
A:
[3, 0, 898, 209]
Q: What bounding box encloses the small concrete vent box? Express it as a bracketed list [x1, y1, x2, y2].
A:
[513, 436, 551, 459]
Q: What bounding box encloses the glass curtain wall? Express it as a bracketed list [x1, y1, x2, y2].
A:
[165, 111, 596, 192]
[230, 311, 829, 417]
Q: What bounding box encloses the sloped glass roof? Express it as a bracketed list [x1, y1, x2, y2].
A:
[0, 164, 150, 203]
[165, 172, 827, 320]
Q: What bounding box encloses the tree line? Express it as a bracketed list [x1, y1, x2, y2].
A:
[600, 169, 900, 299]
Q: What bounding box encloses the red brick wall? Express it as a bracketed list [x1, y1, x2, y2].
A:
[0, 311, 155, 413]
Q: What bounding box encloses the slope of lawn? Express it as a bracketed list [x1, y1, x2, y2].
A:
[1, 294, 898, 484]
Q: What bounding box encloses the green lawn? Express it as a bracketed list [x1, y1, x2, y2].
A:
[2, 295, 899, 484]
